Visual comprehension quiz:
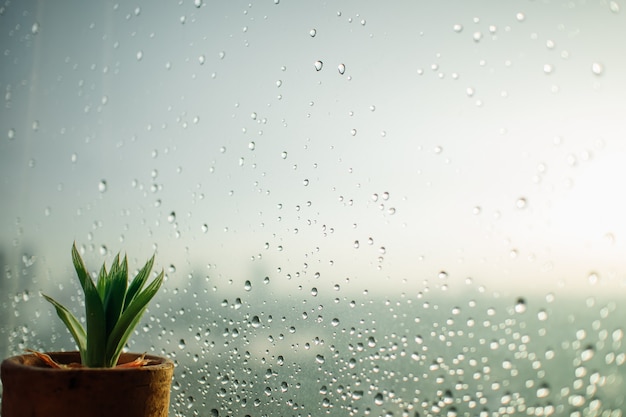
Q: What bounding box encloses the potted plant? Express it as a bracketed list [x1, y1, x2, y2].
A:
[1, 243, 174, 417]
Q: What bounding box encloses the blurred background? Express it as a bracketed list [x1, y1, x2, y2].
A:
[2, 1, 626, 415]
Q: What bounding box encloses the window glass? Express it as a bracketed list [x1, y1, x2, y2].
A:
[2, 1, 626, 415]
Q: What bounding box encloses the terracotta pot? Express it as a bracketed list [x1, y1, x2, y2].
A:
[1, 351, 174, 417]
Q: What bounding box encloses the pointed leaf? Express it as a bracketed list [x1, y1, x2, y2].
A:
[103, 254, 128, 338]
[71, 243, 95, 294]
[124, 254, 155, 310]
[42, 294, 87, 363]
[96, 262, 108, 301]
[82, 272, 106, 367]
[71, 244, 107, 367]
[106, 270, 164, 366]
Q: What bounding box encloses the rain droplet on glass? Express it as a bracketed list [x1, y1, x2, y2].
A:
[314, 60, 323, 71]
[609, 1, 620, 13]
[591, 62, 604, 76]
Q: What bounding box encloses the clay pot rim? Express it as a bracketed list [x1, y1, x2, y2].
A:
[2, 351, 174, 373]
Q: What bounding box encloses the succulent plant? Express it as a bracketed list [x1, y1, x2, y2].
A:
[42, 243, 164, 368]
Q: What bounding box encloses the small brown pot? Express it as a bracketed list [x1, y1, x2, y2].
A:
[1, 351, 174, 417]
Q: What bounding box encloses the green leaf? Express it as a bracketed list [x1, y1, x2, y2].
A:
[72, 244, 106, 367]
[72, 243, 97, 296]
[124, 254, 155, 310]
[42, 294, 88, 363]
[103, 254, 128, 339]
[105, 269, 164, 367]
[96, 262, 108, 301]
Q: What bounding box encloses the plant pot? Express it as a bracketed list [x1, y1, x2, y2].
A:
[1, 351, 174, 417]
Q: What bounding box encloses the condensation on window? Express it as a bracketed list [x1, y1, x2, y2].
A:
[1, 1, 626, 416]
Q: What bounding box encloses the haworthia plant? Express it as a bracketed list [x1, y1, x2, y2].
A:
[42, 243, 164, 368]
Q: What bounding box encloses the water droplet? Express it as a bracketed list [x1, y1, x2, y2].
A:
[591, 62, 604, 76]
[367, 336, 376, 347]
[248, 141, 256, 150]
[338, 63, 346, 74]
[536, 384, 550, 398]
[514, 298, 527, 313]
[581, 345, 595, 361]
[194, 0, 202, 7]
[280, 151, 288, 159]
[570, 394, 585, 407]
[516, 197, 527, 209]
[136, 50, 143, 61]
[537, 309, 548, 321]
[178, 339, 186, 349]
[198, 55, 205, 65]
[31, 22, 40, 34]
[453, 24, 463, 33]
[98, 180, 107, 192]
[473, 31, 482, 42]
[314, 60, 323, 71]
[516, 12, 526, 21]
[244, 280, 252, 291]
[588, 272, 599, 285]
[543, 63, 554, 74]
[168, 211, 176, 223]
[315, 354, 325, 364]
[7, 128, 15, 140]
[609, 1, 620, 13]
[374, 393, 384, 406]
[309, 28, 317, 37]
[352, 390, 363, 400]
